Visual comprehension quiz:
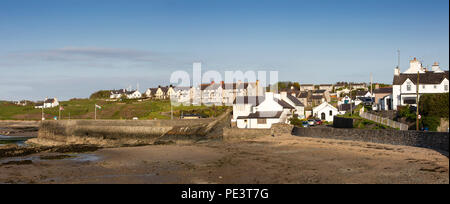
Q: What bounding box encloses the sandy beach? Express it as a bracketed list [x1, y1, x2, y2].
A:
[0, 134, 448, 184]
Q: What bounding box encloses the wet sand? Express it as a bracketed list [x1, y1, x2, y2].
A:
[0, 134, 448, 184]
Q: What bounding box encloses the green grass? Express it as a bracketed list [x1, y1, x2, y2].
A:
[0, 99, 229, 120]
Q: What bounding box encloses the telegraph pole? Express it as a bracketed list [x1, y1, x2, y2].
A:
[416, 71, 420, 131]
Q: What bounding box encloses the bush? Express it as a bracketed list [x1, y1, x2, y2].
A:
[421, 116, 441, 131]
[289, 117, 304, 127]
[90, 90, 111, 99]
[419, 93, 449, 119]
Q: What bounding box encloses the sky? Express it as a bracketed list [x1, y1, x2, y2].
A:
[0, 0, 448, 101]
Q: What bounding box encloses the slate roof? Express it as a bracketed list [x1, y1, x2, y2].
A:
[297, 92, 308, 98]
[237, 111, 283, 119]
[44, 98, 56, 103]
[286, 95, 305, 106]
[373, 87, 393, 94]
[275, 99, 295, 109]
[233, 96, 265, 106]
[393, 71, 449, 85]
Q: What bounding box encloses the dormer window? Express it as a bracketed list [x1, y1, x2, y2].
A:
[406, 82, 412, 91]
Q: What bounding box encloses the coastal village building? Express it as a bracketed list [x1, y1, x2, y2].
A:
[319, 84, 333, 92]
[392, 58, 449, 110]
[233, 92, 295, 129]
[110, 89, 142, 99]
[312, 102, 339, 122]
[280, 92, 305, 119]
[34, 98, 59, 109]
[200, 81, 263, 105]
[373, 86, 393, 110]
[300, 84, 315, 91]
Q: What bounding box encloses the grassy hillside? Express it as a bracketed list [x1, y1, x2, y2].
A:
[0, 99, 229, 120]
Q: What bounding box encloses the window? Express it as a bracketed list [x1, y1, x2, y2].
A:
[329, 110, 333, 116]
[406, 83, 411, 91]
[257, 119, 267, 124]
[445, 85, 449, 91]
[434, 85, 437, 89]
[321, 113, 326, 120]
[422, 85, 425, 89]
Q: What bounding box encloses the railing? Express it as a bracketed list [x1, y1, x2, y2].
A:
[359, 111, 409, 130]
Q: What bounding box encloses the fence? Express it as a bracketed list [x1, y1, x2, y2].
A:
[359, 112, 409, 130]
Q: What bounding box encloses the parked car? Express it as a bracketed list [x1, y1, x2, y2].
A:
[302, 121, 310, 128]
[307, 119, 315, 126]
[314, 119, 323, 125]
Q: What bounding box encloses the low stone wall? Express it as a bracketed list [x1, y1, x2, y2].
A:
[0, 120, 40, 127]
[38, 119, 215, 146]
[292, 127, 449, 152]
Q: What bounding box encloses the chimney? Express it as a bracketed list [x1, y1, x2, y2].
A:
[280, 91, 288, 98]
[394, 66, 400, 76]
[432, 62, 443, 73]
[265, 92, 274, 101]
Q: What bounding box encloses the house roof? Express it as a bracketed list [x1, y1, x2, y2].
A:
[297, 92, 308, 98]
[44, 98, 56, 103]
[393, 71, 449, 85]
[174, 86, 191, 91]
[275, 99, 295, 109]
[147, 88, 159, 93]
[312, 90, 326, 94]
[286, 95, 305, 106]
[319, 84, 333, 86]
[233, 96, 265, 106]
[159, 86, 170, 93]
[355, 90, 369, 96]
[311, 95, 323, 100]
[200, 82, 258, 91]
[111, 89, 126, 94]
[373, 87, 393, 94]
[237, 111, 283, 119]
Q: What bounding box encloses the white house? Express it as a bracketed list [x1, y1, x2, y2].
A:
[234, 92, 295, 129]
[34, 98, 59, 109]
[312, 102, 340, 122]
[172, 86, 193, 104]
[392, 58, 449, 110]
[110, 89, 126, 99]
[300, 84, 315, 91]
[125, 90, 142, 99]
[280, 92, 305, 119]
[145, 88, 159, 98]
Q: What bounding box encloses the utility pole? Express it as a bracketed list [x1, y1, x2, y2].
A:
[95, 104, 97, 120]
[58, 105, 61, 120]
[350, 82, 353, 116]
[416, 71, 420, 131]
[170, 103, 173, 120]
[41, 106, 44, 121]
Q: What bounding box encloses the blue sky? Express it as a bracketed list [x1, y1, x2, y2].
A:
[0, 0, 448, 100]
